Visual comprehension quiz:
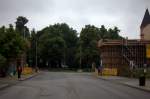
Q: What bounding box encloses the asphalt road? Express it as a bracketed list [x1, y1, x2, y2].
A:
[0, 71, 150, 99]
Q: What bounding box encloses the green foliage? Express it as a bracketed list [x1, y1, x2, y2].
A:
[0, 24, 28, 76]
[15, 16, 28, 30]
[37, 23, 78, 68]
[79, 25, 123, 69]
[98, 25, 122, 39]
[0, 25, 27, 59]
[0, 54, 7, 77]
[0, 16, 123, 70]
[28, 29, 36, 66]
[15, 16, 30, 38]
[79, 25, 99, 68]
[107, 27, 122, 39]
[42, 37, 66, 59]
[37, 24, 122, 69]
[0, 54, 6, 68]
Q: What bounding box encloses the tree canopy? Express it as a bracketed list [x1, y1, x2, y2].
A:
[79, 25, 123, 69]
[0, 25, 27, 59]
[0, 16, 123, 71]
[36, 23, 123, 69]
[37, 23, 78, 68]
[15, 16, 30, 38]
[0, 17, 29, 76]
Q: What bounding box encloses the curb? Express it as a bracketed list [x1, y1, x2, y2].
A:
[0, 84, 10, 90]
[98, 76, 150, 93]
[21, 72, 40, 81]
[0, 72, 40, 90]
[120, 82, 150, 93]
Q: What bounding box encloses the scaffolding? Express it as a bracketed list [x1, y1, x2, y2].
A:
[98, 39, 150, 75]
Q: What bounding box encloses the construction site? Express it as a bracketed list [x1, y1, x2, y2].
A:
[97, 9, 150, 76]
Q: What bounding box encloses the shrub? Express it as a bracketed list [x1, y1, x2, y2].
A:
[0, 54, 7, 77]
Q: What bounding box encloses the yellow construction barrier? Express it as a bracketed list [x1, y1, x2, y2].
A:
[22, 67, 33, 75]
[102, 68, 118, 76]
[146, 44, 150, 58]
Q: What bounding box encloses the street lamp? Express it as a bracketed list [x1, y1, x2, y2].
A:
[35, 36, 38, 72]
[80, 45, 82, 69]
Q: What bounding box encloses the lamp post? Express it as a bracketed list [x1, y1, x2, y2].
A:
[35, 36, 38, 72]
[79, 45, 82, 69]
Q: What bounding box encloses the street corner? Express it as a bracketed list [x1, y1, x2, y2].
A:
[20, 71, 40, 81]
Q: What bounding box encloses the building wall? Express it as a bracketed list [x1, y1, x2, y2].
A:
[142, 24, 150, 40]
[100, 44, 146, 76]
[100, 45, 124, 75]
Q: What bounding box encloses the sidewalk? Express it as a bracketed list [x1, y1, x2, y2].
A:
[0, 72, 39, 90]
[98, 76, 150, 92]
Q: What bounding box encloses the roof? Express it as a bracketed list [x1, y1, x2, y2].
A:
[98, 39, 150, 47]
[140, 9, 150, 29]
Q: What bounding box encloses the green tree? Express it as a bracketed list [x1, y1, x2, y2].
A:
[0, 24, 28, 76]
[0, 54, 7, 77]
[15, 16, 30, 38]
[0, 24, 26, 59]
[79, 25, 100, 69]
[27, 29, 36, 66]
[107, 27, 122, 39]
[0, 54, 6, 69]
[99, 25, 108, 39]
[78, 25, 123, 69]
[57, 23, 78, 68]
[37, 23, 78, 68]
[40, 37, 66, 68]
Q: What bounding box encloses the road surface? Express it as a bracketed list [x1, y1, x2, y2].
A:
[0, 71, 150, 99]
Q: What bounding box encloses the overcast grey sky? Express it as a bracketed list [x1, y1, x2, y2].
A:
[0, 0, 150, 39]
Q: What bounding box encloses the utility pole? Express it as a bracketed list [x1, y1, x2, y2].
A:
[79, 35, 82, 70]
[23, 27, 25, 39]
[79, 45, 82, 69]
[35, 37, 38, 72]
[21, 27, 26, 68]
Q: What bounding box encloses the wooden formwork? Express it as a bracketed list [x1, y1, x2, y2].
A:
[98, 39, 150, 76]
